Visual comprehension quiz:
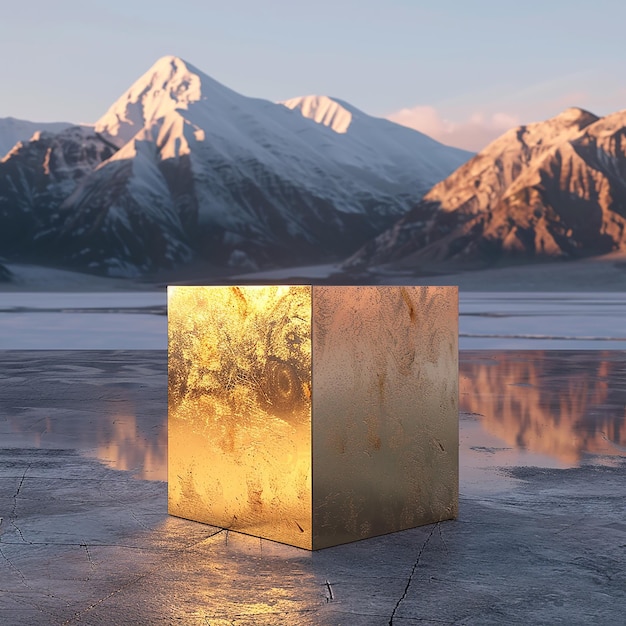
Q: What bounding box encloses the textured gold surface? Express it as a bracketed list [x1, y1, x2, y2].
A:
[168, 286, 313, 549]
[168, 285, 458, 550]
[311, 286, 458, 548]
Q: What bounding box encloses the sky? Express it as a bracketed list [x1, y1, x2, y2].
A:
[1, 0, 625, 151]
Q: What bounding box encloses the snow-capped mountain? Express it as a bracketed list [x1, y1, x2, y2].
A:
[0, 56, 471, 277]
[0, 117, 73, 160]
[346, 107, 626, 270]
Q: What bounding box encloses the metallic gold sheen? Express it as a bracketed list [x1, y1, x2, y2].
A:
[168, 286, 313, 549]
[168, 286, 458, 550]
[311, 286, 458, 549]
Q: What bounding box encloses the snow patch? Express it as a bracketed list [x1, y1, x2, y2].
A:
[282, 95, 353, 134]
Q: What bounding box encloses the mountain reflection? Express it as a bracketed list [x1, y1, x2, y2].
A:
[460, 351, 626, 464]
[95, 411, 167, 481]
[6, 351, 624, 476]
[5, 405, 167, 480]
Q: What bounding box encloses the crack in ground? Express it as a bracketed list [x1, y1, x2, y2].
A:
[129, 509, 162, 532]
[60, 528, 226, 623]
[81, 543, 97, 578]
[9, 519, 29, 544]
[437, 522, 449, 555]
[388, 523, 438, 625]
[0, 543, 31, 588]
[61, 572, 151, 625]
[325, 579, 334, 603]
[188, 528, 226, 549]
[13, 464, 31, 503]
[0, 538, 222, 551]
[8, 464, 32, 544]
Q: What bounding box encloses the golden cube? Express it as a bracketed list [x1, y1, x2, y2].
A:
[168, 285, 458, 550]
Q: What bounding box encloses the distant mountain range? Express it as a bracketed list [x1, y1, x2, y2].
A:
[0, 56, 470, 277]
[346, 107, 626, 271]
[3, 58, 626, 281]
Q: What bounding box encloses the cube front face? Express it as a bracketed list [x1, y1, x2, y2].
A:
[168, 286, 314, 549]
[168, 285, 458, 550]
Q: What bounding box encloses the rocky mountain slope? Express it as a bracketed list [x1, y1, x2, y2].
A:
[0, 127, 115, 257]
[0, 56, 471, 277]
[346, 107, 626, 270]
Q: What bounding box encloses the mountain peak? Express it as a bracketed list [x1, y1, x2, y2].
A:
[151, 54, 190, 71]
[549, 106, 600, 131]
[281, 95, 360, 134]
[94, 55, 206, 147]
[470, 106, 600, 160]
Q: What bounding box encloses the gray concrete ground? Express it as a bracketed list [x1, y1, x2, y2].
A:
[0, 350, 625, 625]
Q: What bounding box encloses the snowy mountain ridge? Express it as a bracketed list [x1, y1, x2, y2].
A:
[0, 56, 471, 277]
[0, 117, 75, 160]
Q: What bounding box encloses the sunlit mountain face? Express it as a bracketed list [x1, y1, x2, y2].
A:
[460, 351, 626, 464]
[346, 107, 626, 272]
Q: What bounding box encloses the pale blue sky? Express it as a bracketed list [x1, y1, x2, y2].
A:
[2, 0, 624, 149]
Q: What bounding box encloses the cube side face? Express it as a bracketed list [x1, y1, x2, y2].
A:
[168, 286, 313, 549]
[311, 286, 458, 549]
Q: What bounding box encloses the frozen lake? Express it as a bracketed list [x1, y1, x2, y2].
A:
[460, 292, 626, 349]
[0, 291, 625, 350]
[0, 293, 166, 350]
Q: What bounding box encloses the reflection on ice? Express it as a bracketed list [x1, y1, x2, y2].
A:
[460, 351, 626, 465]
[0, 352, 167, 480]
[78, 350, 626, 481]
[4, 405, 168, 481]
[2, 344, 625, 494]
[94, 411, 167, 481]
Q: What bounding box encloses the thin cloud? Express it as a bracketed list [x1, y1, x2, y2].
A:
[387, 105, 520, 152]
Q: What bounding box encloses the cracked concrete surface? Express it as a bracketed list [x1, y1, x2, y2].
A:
[0, 350, 625, 625]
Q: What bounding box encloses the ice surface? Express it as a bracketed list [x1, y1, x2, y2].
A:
[0, 291, 624, 350]
[460, 292, 626, 349]
[0, 293, 166, 349]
